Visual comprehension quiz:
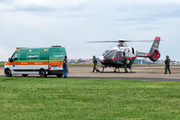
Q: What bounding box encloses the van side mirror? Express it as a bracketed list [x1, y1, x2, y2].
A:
[8, 58, 13, 62]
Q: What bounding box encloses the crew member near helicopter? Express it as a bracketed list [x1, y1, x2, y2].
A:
[92, 55, 97, 73]
[123, 52, 128, 73]
[164, 55, 171, 74]
[63, 56, 68, 78]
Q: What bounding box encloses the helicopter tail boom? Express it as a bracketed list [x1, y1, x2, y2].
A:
[137, 36, 161, 62]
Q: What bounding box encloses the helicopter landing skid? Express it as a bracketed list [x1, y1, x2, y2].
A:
[114, 67, 120, 73]
[129, 67, 133, 73]
[101, 65, 134, 73]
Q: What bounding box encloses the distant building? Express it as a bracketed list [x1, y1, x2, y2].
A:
[67, 58, 179, 65]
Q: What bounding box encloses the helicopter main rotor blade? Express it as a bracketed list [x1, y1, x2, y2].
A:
[122, 40, 154, 42]
[85, 41, 118, 43]
[85, 40, 154, 43]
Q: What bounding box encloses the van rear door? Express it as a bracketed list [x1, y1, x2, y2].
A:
[49, 47, 65, 69]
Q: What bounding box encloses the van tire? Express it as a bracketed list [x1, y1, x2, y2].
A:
[56, 74, 63, 78]
[5, 68, 12, 77]
[22, 74, 28, 77]
[39, 69, 47, 78]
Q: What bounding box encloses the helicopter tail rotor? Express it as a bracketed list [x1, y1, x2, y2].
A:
[149, 49, 160, 62]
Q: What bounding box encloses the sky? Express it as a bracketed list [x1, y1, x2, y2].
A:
[0, 0, 180, 61]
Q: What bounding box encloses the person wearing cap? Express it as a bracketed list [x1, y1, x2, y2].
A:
[123, 52, 128, 73]
[92, 55, 97, 73]
[63, 56, 68, 78]
[164, 55, 171, 74]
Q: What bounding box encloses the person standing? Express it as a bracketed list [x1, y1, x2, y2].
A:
[123, 52, 128, 73]
[92, 55, 97, 73]
[164, 55, 171, 74]
[63, 56, 68, 78]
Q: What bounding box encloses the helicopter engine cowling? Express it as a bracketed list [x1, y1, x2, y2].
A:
[149, 49, 160, 62]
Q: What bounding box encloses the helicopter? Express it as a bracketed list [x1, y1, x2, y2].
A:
[87, 36, 161, 72]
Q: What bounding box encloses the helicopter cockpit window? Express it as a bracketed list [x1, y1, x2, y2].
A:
[114, 51, 123, 58]
[102, 50, 109, 56]
[104, 50, 116, 59]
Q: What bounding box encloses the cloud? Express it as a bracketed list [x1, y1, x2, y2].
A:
[15, 5, 55, 12]
[110, 3, 180, 28]
[0, 0, 93, 19]
[0, 0, 13, 3]
[109, 0, 180, 4]
[0, 0, 90, 11]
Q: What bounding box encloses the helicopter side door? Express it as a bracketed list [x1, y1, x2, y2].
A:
[125, 47, 132, 58]
[114, 51, 123, 64]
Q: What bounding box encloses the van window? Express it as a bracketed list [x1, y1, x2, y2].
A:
[11, 53, 18, 61]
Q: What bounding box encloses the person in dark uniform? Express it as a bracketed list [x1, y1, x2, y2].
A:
[123, 52, 128, 73]
[92, 55, 98, 73]
[63, 56, 68, 78]
[164, 55, 171, 74]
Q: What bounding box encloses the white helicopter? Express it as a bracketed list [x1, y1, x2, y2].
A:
[87, 36, 161, 72]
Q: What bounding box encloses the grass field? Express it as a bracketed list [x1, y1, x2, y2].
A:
[1, 77, 180, 120]
[0, 62, 5, 66]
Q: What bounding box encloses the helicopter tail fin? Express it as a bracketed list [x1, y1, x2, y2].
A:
[148, 36, 161, 62]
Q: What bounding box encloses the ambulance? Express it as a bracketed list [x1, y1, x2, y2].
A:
[4, 46, 67, 77]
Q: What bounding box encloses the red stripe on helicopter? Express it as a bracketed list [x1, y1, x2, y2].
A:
[127, 56, 137, 60]
[103, 56, 137, 61]
[146, 53, 150, 57]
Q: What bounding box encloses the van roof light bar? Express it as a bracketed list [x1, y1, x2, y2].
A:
[16, 47, 29, 49]
[52, 45, 61, 47]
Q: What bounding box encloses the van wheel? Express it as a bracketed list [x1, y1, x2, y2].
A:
[39, 69, 47, 78]
[22, 74, 28, 77]
[56, 74, 63, 78]
[5, 69, 12, 77]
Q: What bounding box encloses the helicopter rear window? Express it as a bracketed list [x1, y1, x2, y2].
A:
[102, 50, 109, 56]
[114, 51, 123, 58]
[104, 50, 116, 59]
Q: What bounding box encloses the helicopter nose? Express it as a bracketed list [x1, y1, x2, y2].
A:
[99, 56, 104, 63]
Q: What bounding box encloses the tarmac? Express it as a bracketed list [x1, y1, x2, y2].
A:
[1, 65, 180, 81]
